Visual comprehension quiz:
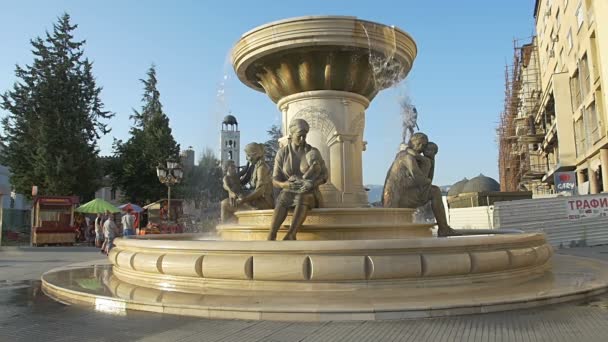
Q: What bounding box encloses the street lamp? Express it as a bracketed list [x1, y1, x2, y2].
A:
[10, 189, 16, 209]
[156, 160, 183, 221]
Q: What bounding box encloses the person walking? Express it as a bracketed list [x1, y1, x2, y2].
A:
[102, 215, 118, 255]
[121, 209, 135, 236]
[94, 213, 104, 248]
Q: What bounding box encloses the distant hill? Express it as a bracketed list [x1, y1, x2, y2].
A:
[365, 184, 384, 204]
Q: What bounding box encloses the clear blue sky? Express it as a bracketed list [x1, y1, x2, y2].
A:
[0, 0, 536, 186]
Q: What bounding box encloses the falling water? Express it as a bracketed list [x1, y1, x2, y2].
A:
[215, 52, 233, 123]
[398, 93, 418, 145]
[203, 50, 234, 156]
[360, 23, 406, 91]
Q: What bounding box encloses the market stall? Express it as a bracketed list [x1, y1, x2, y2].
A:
[31, 196, 79, 246]
[140, 199, 184, 235]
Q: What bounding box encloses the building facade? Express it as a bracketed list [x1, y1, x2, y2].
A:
[180, 147, 195, 173]
[501, 1, 608, 195]
[94, 175, 124, 206]
[499, 37, 549, 194]
[0, 143, 29, 210]
[535, 0, 608, 193]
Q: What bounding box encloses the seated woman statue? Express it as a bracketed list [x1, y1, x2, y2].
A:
[220, 142, 274, 223]
[267, 119, 328, 240]
[382, 132, 459, 237]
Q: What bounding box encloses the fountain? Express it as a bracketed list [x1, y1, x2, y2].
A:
[42, 16, 608, 321]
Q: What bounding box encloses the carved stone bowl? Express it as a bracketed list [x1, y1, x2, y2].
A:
[231, 16, 417, 102]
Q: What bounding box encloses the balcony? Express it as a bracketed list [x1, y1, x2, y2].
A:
[516, 125, 545, 144]
[520, 149, 547, 180]
[521, 162, 547, 180]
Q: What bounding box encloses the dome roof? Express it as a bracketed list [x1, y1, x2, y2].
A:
[222, 115, 238, 125]
[461, 174, 500, 193]
[447, 178, 469, 196]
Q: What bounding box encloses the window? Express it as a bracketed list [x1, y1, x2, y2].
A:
[111, 189, 116, 201]
[585, 0, 594, 24]
[596, 91, 605, 136]
[570, 70, 582, 110]
[567, 28, 573, 52]
[590, 35, 600, 82]
[576, 2, 584, 29]
[579, 54, 591, 99]
[574, 118, 585, 157]
[586, 101, 600, 143]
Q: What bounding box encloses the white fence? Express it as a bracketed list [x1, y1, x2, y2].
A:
[448, 206, 494, 229]
[493, 194, 608, 247]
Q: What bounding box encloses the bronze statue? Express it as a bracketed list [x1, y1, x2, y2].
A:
[267, 119, 328, 240]
[220, 142, 274, 223]
[382, 132, 459, 237]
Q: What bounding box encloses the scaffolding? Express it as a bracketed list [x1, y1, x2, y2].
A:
[498, 38, 544, 192]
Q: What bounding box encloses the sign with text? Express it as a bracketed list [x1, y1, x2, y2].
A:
[554, 171, 577, 195]
[566, 194, 608, 220]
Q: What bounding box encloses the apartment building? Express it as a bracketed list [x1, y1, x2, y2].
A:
[501, 1, 608, 194]
[533, 0, 608, 194]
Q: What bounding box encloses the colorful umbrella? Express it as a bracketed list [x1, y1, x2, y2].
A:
[119, 203, 144, 213]
[75, 198, 121, 214]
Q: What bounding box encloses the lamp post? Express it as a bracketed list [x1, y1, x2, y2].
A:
[10, 189, 16, 209]
[156, 160, 183, 221]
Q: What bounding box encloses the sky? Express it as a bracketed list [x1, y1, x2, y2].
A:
[0, 0, 536, 186]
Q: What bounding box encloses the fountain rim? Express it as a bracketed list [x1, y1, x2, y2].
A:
[238, 15, 417, 44]
[116, 232, 547, 252]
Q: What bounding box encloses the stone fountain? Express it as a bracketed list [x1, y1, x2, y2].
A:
[41, 16, 608, 321]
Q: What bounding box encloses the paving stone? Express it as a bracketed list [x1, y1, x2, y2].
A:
[2, 246, 608, 341]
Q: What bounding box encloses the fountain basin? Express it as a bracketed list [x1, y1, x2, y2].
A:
[42, 256, 608, 321]
[103, 233, 553, 293]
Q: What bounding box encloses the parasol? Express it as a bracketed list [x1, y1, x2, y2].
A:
[75, 198, 121, 214]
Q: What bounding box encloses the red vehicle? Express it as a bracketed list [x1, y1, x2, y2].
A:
[31, 196, 79, 246]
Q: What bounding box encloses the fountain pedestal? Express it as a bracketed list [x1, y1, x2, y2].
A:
[277, 91, 370, 207]
[217, 208, 432, 240]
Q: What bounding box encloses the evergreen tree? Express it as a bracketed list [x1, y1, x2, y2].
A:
[263, 124, 282, 164]
[0, 13, 112, 199]
[112, 65, 180, 204]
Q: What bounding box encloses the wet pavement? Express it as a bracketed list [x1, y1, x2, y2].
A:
[2, 245, 608, 341]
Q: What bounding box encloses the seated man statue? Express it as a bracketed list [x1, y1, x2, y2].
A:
[220, 142, 274, 223]
[382, 132, 459, 237]
[267, 119, 328, 240]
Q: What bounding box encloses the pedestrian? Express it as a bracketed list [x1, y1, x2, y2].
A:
[102, 215, 119, 255]
[94, 213, 104, 248]
[121, 209, 135, 236]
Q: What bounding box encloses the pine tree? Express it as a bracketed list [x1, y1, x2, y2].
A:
[112, 65, 180, 204]
[264, 124, 282, 164]
[0, 13, 112, 199]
